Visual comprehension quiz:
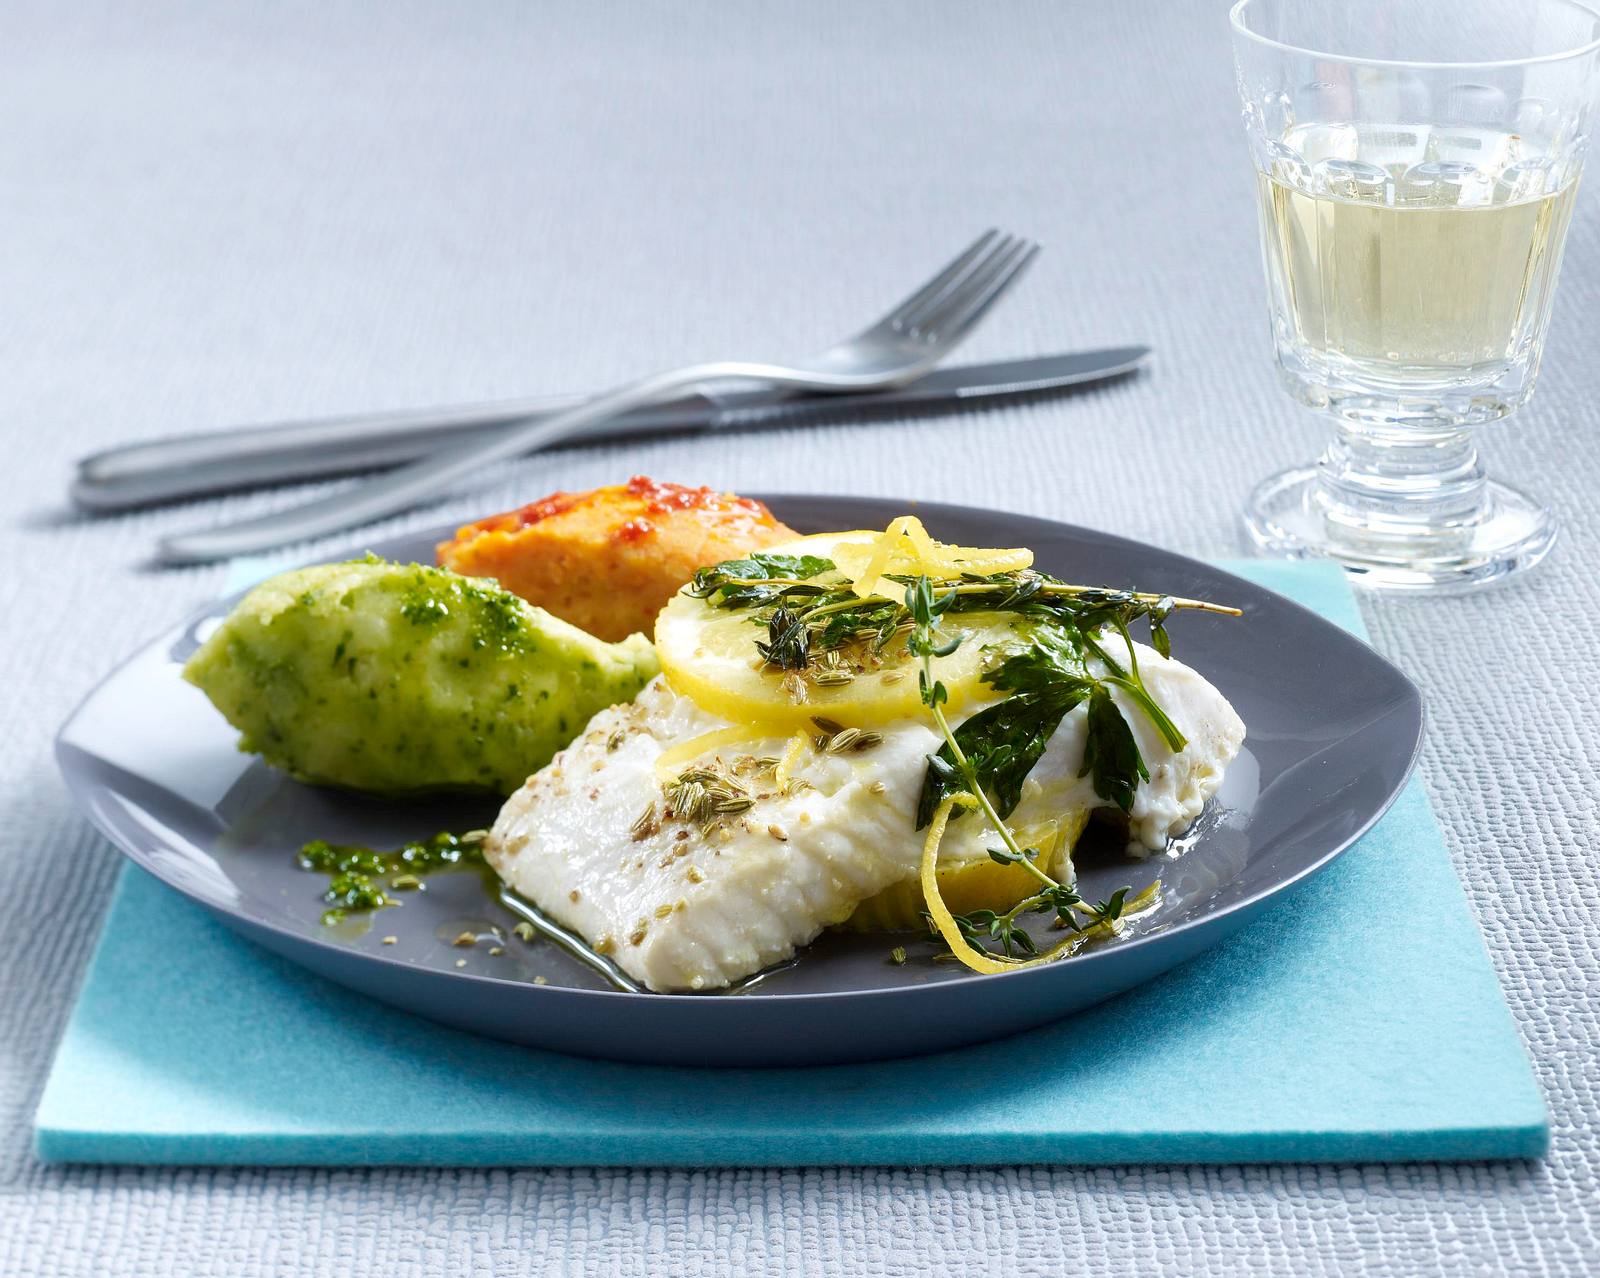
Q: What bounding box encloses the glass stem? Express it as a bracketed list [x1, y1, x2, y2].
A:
[1313, 415, 1489, 542]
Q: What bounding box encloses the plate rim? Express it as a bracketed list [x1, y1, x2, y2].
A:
[57, 494, 1425, 1007]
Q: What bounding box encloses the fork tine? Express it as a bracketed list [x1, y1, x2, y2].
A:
[895, 233, 1018, 336]
[919, 238, 1039, 343]
[881, 229, 1003, 332]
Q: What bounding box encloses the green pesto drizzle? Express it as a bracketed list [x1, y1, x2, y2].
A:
[297, 829, 488, 925]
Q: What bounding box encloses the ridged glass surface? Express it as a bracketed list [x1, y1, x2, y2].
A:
[1259, 125, 1577, 380]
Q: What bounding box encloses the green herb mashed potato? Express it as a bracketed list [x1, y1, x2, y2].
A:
[184, 557, 658, 795]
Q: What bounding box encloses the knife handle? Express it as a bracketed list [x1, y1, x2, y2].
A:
[70, 393, 727, 511]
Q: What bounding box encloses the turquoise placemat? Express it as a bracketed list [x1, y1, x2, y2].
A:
[34, 560, 1547, 1166]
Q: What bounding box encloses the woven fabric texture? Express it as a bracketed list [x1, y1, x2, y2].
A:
[2, 1, 1597, 1274]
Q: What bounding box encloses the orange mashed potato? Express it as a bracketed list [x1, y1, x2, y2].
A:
[437, 476, 796, 642]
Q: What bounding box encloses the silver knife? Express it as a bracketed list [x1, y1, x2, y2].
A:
[72, 346, 1148, 512]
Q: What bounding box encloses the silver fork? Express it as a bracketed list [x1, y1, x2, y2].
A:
[158, 229, 1040, 564]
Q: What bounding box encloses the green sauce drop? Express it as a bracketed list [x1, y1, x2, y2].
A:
[298, 830, 487, 926]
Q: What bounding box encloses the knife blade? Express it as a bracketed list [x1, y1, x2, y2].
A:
[72, 346, 1148, 512]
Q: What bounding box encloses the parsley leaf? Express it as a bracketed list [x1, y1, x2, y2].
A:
[982, 629, 1089, 694]
[915, 687, 1082, 828]
[1079, 683, 1150, 814]
[688, 553, 836, 608]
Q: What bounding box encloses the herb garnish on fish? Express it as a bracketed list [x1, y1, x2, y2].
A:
[691, 552, 1232, 824]
[689, 539, 1240, 970]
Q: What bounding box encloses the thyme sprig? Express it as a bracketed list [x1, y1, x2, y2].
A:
[903, 576, 1156, 963]
[690, 555, 1235, 671]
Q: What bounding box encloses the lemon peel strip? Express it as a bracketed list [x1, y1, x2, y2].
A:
[839, 515, 1033, 597]
[652, 726, 771, 783]
[898, 515, 940, 564]
[920, 794, 1016, 975]
[773, 731, 811, 793]
[920, 795, 1162, 975]
[851, 515, 922, 600]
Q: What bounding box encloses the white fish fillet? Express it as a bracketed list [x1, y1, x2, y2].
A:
[486, 642, 1244, 992]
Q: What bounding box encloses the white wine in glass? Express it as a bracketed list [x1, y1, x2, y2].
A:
[1259, 124, 1578, 388]
[1232, 1, 1600, 591]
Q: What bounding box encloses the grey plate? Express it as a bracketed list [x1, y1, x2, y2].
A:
[57, 496, 1422, 1067]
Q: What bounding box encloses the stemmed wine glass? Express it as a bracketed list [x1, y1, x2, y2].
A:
[1231, 0, 1600, 591]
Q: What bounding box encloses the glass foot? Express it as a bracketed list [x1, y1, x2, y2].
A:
[1243, 466, 1559, 593]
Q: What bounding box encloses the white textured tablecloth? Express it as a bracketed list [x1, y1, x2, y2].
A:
[3, 2, 1598, 1273]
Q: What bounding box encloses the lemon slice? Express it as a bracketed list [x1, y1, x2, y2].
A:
[654, 530, 1018, 730]
[840, 810, 1089, 932]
